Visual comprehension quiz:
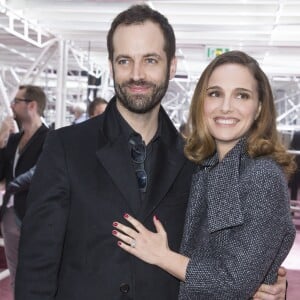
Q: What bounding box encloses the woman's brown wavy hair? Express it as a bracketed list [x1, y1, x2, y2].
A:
[184, 50, 296, 178]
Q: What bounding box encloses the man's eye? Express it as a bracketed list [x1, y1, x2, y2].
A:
[146, 58, 157, 64]
[117, 59, 129, 65]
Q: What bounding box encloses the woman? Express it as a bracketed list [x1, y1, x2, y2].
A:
[112, 51, 296, 299]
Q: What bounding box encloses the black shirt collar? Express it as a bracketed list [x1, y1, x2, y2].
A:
[112, 98, 161, 145]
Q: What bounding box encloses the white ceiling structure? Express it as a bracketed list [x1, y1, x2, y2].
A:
[0, 0, 300, 127]
[1, 0, 300, 76]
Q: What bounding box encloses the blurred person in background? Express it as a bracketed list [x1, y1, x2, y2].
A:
[71, 102, 87, 124]
[289, 130, 300, 200]
[179, 122, 189, 139]
[87, 97, 108, 118]
[0, 85, 49, 296]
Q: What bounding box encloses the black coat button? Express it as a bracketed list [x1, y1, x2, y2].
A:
[120, 283, 130, 293]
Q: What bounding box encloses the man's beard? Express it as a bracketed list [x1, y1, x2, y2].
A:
[114, 76, 169, 114]
[12, 111, 21, 125]
[12, 111, 28, 129]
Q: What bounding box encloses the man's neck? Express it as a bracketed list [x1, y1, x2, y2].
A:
[116, 101, 159, 145]
[21, 117, 42, 138]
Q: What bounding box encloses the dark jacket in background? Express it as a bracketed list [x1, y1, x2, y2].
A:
[0, 124, 49, 221]
[289, 131, 300, 200]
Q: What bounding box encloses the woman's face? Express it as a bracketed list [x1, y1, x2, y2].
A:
[204, 63, 261, 160]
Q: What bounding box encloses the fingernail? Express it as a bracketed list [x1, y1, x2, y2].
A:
[112, 230, 117, 235]
[118, 241, 122, 246]
[124, 213, 129, 219]
[113, 222, 118, 227]
[154, 215, 158, 220]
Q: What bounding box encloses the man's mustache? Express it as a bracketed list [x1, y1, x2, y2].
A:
[123, 79, 155, 88]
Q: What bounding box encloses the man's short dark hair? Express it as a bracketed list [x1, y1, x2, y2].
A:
[19, 85, 47, 116]
[88, 97, 108, 117]
[107, 4, 176, 65]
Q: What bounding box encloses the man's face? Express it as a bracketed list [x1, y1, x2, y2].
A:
[110, 20, 176, 114]
[10, 88, 31, 124]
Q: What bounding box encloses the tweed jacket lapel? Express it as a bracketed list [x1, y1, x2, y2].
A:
[205, 139, 246, 233]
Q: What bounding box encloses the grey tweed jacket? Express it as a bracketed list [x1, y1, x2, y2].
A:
[179, 138, 295, 300]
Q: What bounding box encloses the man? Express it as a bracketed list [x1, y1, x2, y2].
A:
[0, 85, 49, 294]
[87, 97, 108, 118]
[15, 5, 287, 300]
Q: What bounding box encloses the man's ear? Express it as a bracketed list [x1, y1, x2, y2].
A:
[169, 56, 177, 80]
[28, 100, 37, 112]
[108, 59, 113, 78]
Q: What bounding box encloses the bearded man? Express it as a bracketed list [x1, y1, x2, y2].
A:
[0, 84, 48, 295]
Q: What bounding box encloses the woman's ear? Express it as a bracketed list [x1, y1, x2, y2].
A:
[255, 102, 262, 120]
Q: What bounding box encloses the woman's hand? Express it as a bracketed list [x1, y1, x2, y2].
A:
[112, 213, 190, 281]
[112, 213, 170, 266]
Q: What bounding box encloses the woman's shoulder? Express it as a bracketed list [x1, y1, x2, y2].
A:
[240, 156, 290, 216]
[243, 156, 284, 180]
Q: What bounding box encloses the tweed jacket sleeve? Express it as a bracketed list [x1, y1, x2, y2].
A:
[179, 141, 296, 299]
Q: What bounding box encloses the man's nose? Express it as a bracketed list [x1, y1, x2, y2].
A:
[131, 61, 145, 81]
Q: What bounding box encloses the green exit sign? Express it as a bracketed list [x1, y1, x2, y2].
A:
[206, 47, 230, 59]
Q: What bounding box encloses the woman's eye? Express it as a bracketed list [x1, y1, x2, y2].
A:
[208, 91, 220, 97]
[237, 93, 250, 100]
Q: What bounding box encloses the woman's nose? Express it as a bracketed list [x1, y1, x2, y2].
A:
[220, 96, 232, 113]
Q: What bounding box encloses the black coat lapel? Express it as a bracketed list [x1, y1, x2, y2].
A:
[95, 98, 188, 218]
[139, 106, 188, 221]
[140, 138, 186, 221]
[95, 99, 141, 213]
[95, 136, 141, 213]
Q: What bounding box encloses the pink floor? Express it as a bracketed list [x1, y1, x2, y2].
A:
[1, 216, 300, 299]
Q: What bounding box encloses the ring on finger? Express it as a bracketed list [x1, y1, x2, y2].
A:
[130, 239, 136, 248]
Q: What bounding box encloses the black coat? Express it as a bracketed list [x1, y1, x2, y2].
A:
[0, 124, 49, 221]
[16, 99, 194, 300]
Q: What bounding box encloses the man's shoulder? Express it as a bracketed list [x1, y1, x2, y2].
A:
[57, 116, 102, 136]
[44, 117, 102, 151]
